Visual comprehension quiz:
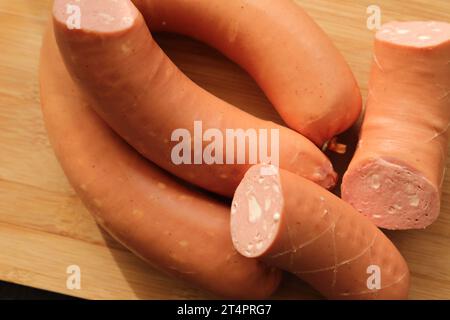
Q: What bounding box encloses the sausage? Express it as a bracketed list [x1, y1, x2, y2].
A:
[230, 164, 410, 299]
[52, 0, 339, 197]
[342, 21, 450, 230]
[39, 23, 282, 299]
[131, 0, 362, 146]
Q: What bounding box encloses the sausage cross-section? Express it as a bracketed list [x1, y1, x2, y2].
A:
[342, 21, 450, 230]
[230, 164, 410, 299]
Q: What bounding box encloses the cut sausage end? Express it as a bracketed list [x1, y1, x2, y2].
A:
[231, 164, 284, 258]
[53, 0, 139, 34]
[377, 21, 450, 48]
[342, 158, 440, 230]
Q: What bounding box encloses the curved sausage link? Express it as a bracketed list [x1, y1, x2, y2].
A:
[40, 24, 282, 299]
[52, 0, 340, 197]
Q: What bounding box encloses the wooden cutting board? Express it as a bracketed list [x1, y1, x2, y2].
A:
[0, 0, 449, 299]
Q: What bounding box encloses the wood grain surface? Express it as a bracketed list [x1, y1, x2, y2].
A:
[0, 0, 449, 299]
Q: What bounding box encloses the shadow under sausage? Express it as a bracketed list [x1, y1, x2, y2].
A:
[153, 33, 285, 125]
[325, 122, 361, 198]
[98, 227, 218, 300]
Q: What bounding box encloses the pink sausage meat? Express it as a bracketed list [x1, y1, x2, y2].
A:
[342, 21, 450, 230]
[231, 164, 410, 299]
